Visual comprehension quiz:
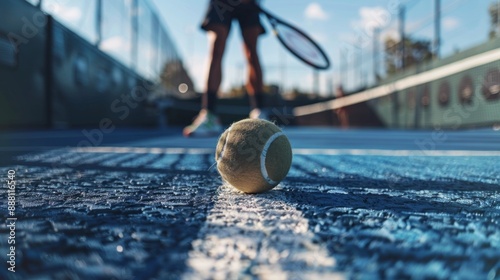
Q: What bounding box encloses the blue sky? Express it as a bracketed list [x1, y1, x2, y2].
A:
[151, 0, 496, 95]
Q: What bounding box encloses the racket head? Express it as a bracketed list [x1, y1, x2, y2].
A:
[260, 8, 330, 70]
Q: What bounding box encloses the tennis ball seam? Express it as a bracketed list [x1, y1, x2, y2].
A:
[260, 131, 284, 185]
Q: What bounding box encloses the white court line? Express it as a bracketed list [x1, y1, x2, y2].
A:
[0, 146, 61, 152]
[182, 185, 344, 280]
[71, 146, 214, 155]
[4, 146, 500, 157]
[71, 146, 500, 157]
[293, 148, 500, 157]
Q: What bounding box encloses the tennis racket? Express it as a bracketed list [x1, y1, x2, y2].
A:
[258, 6, 330, 70]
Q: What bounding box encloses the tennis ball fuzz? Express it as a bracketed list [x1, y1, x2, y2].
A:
[215, 119, 292, 194]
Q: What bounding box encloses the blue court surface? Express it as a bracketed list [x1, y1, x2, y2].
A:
[0, 127, 499, 279]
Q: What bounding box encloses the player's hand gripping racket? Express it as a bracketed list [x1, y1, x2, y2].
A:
[258, 6, 330, 70]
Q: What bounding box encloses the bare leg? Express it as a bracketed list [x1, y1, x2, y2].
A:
[183, 25, 228, 137]
[204, 24, 230, 112]
[242, 26, 263, 109]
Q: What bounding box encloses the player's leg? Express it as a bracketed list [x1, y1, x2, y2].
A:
[184, 0, 233, 137]
[237, 1, 267, 119]
[243, 27, 271, 119]
[184, 0, 234, 137]
[205, 25, 230, 112]
[242, 26, 264, 111]
[184, 25, 229, 137]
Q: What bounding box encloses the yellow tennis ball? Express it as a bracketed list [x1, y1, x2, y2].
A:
[215, 119, 292, 194]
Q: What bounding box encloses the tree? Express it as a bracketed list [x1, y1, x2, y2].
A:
[384, 36, 434, 75]
[489, 1, 500, 39]
[159, 60, 195, 98]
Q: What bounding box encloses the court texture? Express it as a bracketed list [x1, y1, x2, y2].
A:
[0, 126, 499, 279]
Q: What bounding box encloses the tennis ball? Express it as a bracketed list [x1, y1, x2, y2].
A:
[215, 119, 292, 194]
